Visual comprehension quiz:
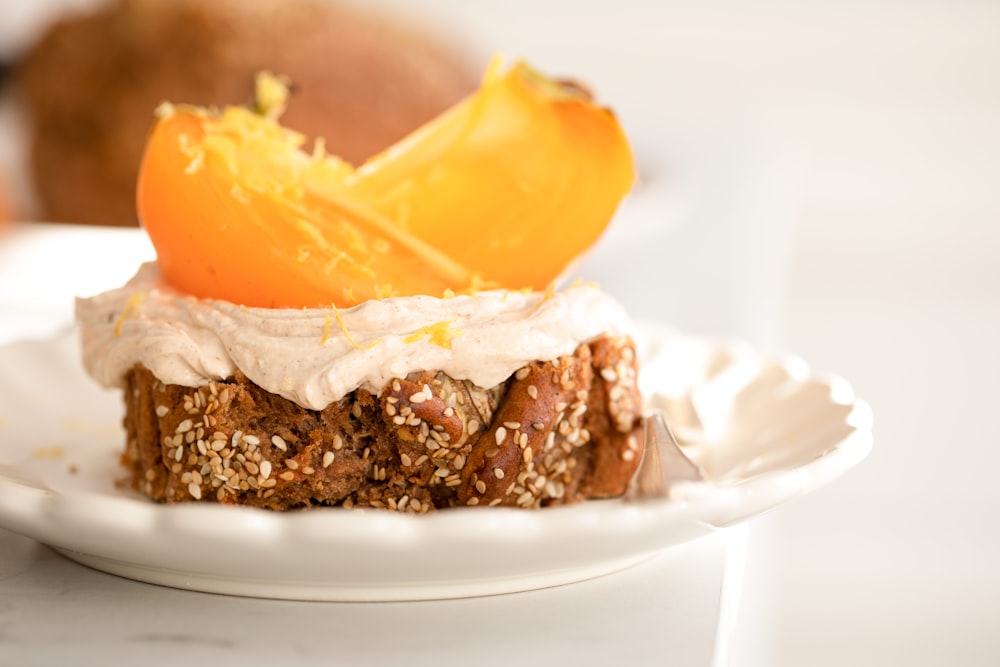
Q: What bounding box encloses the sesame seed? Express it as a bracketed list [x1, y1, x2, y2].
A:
[467, 497, 480, 506]
[155, 405, 169, 418]
[489, 498, 503, 506]
[515, 367, 530, 381]
[400, 453, 413, 467]
[622, 449, 636, 462]
[302, 466, 315, 475]
[532, 422, 545, 431]
[188, 482, 202, 500]
[244, 461, 259, 475]
[526, 385, 538, 400]
[475, 480, 487, 494]
[495, 427, 507, 445]
[259, 460, 272, 478]
[503, 421, 521, 430]
[279, 471, 295, 481]
[493, 468, 505, 480]
[176, 419, 193, 434]
[333, 434, 344, 450]
[271, 435, 287, 451]
[409, 391, 427, 404]
[285, 459, 299, 470]
[467, 419, 480, 434]
[600, 367, 618, 382]
[323, 451, 335, 468]
[243, 434, 260, 446]
[517, 491, 533, 505]
[415, 454, 429, 466]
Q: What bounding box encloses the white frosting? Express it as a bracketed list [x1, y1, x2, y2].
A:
[75, 263, 632, 410]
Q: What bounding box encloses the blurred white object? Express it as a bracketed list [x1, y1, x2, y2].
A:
[579, 121, 800, 349]
[0, 223, 153, 343]
[0, 0, 102, 59]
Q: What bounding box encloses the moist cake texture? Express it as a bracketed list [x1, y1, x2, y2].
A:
[122, 336, 641, 511]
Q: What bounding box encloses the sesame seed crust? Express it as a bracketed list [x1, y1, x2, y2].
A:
[119, 335, 643, 511]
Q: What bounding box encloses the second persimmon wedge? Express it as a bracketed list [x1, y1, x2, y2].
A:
[345, 60, 637, 290]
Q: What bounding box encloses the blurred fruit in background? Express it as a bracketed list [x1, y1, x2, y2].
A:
[0, 169, 10, 229]
[14, 0, 476, 227]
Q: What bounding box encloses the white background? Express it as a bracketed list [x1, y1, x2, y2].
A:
[2, 1, 999, 664]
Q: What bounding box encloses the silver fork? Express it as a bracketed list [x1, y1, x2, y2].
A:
[625, 410, 706, 501]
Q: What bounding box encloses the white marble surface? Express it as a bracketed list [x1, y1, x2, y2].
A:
[0, 525, 743, 667]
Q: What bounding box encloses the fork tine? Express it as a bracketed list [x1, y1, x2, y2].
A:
[625, 411, 705, 500]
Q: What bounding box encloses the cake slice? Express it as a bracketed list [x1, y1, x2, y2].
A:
[76, 59, 643, 511]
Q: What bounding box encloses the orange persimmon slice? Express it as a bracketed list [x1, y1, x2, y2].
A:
[345, 59, 636, 290]
[137, 94, 469, 308]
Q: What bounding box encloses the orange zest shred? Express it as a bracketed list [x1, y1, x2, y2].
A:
[330, 304, 361, 350]
[404, 321, 462, 349]
[320, 310, 331, 345]
[115, 293, 145, 336]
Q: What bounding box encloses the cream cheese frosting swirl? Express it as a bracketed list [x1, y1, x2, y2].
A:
[75, 263, 632, 410]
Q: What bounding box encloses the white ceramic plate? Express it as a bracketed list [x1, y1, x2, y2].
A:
[0, 327, 872, 601]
